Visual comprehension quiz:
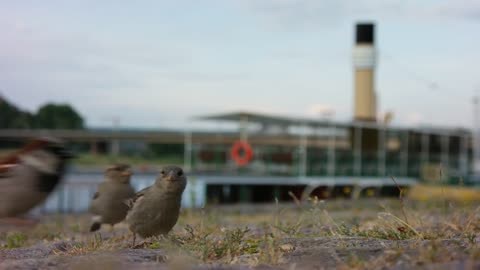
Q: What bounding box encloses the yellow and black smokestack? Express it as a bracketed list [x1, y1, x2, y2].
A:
[353, 23, 377, 122]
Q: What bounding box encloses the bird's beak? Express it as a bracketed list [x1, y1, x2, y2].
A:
[165, 171, 177, 182]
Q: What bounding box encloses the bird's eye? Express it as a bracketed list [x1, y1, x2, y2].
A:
[177, 170, 183, 177]
[160, 170, 165, 175]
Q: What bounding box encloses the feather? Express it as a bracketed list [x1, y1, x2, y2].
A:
[90, 222, 101, 232]
[0, 164, 15, 178]
[124, 186, 150, 209]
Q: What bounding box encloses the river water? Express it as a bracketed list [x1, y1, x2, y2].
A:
[37, 172, 206, 214]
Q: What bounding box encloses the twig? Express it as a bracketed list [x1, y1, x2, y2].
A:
[390, 176, 409, 225]
[439, 165, 449, 213]
[288, 191, 301, 206]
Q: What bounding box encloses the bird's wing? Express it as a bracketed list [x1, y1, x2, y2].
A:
[0, 164, 16, 171]
[88, 182, 108, 214]
[124, 186, 151, 209]
[0, 138, 52, 176]
[0, 139, 47, 163]
[0, 164, 16, 179]
[92, 182, 109, 200]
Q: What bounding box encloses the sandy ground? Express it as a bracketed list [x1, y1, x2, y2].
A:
[0, 199, 479, 269]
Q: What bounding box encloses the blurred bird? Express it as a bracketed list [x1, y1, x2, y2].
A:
[0, 137, 72, 220]
[89, 164, 135, 232]
[125, 165, 187, 246]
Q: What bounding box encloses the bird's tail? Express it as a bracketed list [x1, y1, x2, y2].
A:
[89, 215, 102, 232]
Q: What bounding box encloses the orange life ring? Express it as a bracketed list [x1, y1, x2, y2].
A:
[230, 140, 253, 166]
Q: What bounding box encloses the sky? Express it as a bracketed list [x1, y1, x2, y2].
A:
[1, 0, 479, 129]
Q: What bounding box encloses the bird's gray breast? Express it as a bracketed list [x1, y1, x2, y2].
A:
[128, 191, 182, 237]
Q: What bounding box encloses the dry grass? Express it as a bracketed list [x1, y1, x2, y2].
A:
[1, 197, 479, 269]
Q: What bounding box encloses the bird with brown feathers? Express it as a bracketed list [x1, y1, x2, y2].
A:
[89, 164, 135, 232]
[125, 165, 186, 246]
[0, 137, 72, 221]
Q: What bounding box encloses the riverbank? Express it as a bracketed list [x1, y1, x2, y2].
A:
[1, 199, 479, 269]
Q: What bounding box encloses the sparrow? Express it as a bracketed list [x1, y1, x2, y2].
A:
[0, 137, 72, 219]
[89, 164, 135, 232]
[125, 166, 187, 246]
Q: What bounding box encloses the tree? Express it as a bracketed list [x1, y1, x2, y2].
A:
[34, 103, 84, 129]
[0, 96, 34, 128]
[0, 94, 85, 129]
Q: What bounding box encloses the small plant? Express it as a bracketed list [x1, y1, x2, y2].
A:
[258, 232, 282, 265]
[215, 227, 250, 260]
[53, 233, 111, 255]
[272, 219, 303, 237]
[177, 224, 251, 262]
[390, 176, 409, 225]
[4, 232, 28, 249]
[70, 223, 82, 233]
[465, 232, 477, 246]
[148, 241, 161, 249]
